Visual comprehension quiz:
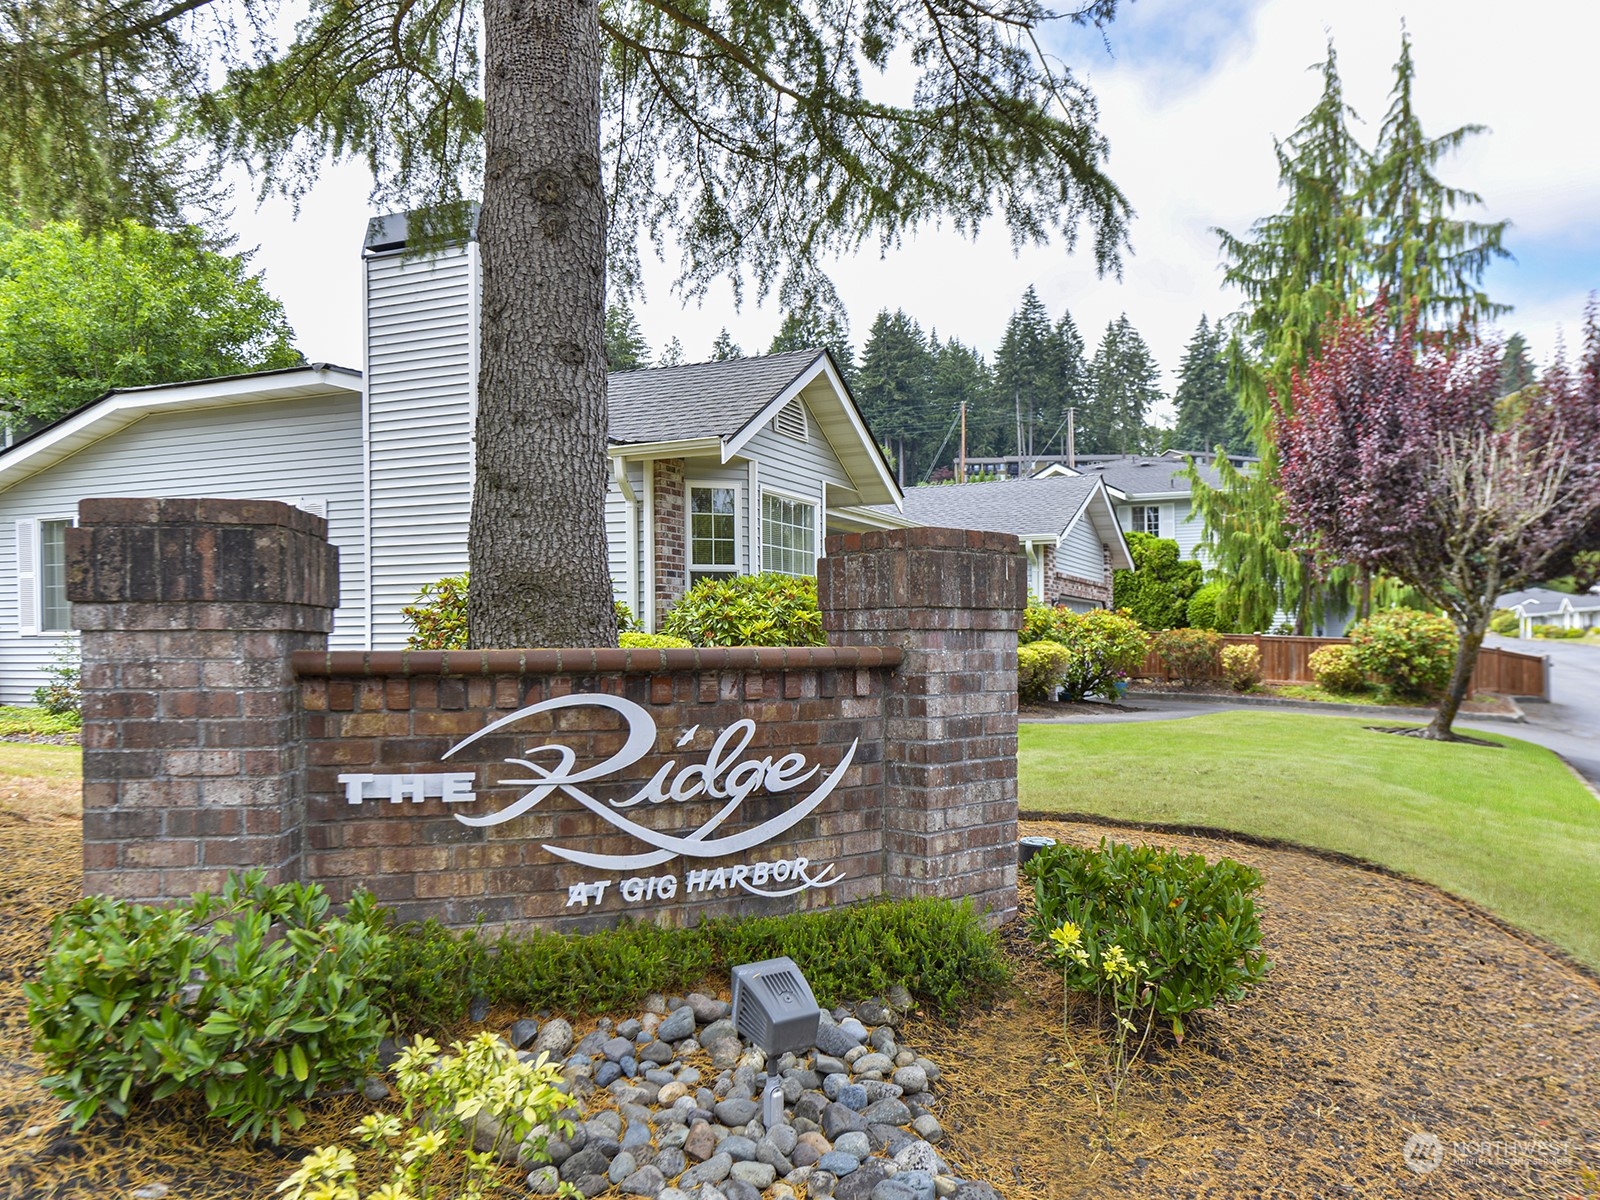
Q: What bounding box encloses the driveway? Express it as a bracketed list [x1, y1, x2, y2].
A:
[1025, 637, 1600, 787]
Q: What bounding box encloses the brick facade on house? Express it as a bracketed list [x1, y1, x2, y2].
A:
[1039, 545, 1114, 609]
[652, 458, 687, 617]
[72, 502, 1022, 933]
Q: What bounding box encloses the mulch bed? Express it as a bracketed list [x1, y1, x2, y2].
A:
[912, 819, 1600, 1199]
[4, 816, 1599, 1197]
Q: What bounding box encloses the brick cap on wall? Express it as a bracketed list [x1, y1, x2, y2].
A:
[77, 497, 330, 538]
[824, 526, 1023, 557]
[291, 645, 904, 677]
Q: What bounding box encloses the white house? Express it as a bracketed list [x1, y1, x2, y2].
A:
[1499, 586, 1600, 638]
[1036, 452, 1225, 564]
[0, 213, 1129, 701]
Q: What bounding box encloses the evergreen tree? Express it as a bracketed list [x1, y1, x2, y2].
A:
[768, 299, 856, 384]
[657, 336, 685, 367]
[1366, 31, 1510, 332]
[1498, 332, 1536, 396]
[927, 335, 993, 476]
[604, 301, 651, 371]
[710, 329, 742, 360]
[992, 287, 1061, 462]
[1045, 311, 1090, 457]
[855, 309, 935, 485]
[1171, 316, 1247, 453]
[1083, 316, 1162, 455]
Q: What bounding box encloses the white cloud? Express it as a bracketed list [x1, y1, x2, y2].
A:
[229, 0, 1600, 407]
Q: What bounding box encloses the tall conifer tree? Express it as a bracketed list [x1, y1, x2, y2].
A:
[1172, 316, 1246, 454]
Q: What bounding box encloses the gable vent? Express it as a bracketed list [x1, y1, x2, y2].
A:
[773, 400, 808, 441]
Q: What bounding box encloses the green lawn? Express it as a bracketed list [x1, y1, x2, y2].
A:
[1019, 711, 1600, 969]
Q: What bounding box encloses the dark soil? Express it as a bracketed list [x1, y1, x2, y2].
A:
[914, 819, 1600, 1199]
[1019, 699, 1146, 718]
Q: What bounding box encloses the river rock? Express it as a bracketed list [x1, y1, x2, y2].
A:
[892, 1065, 927, 1094]
[687, 992, 731, 1023]
[912, 1114, 943, 1143]
[681, 1152, 733, 1187]
[684, 1121, 719, 1161]
[715, 1097, 760, 1127]
[821, 1102, 868, 1140]
[699, 1018, 738, 1047]
[658, 1005, 697, 1042]
[859, 1098, 910, 1127]
[817, 1151, 860, 1176]
[526, 1166, 561, 1195]
[814, 1022, 861, 1059]
[534, 1019, 574, 1059]
[620, 1165, 666, 1197]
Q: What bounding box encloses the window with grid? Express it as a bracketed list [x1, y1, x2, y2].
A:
[40, 519, 72, 632]
[1131, 505, 1160, 537]
[761, 493, 816, 576]
[689, 485, 738, 583]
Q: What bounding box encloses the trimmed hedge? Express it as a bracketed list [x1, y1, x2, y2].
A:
[376, 896, 1009, 1029]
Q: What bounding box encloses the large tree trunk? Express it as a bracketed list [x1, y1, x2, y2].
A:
[468, 0, 618, 648]
[1426, 612, 1490, 740]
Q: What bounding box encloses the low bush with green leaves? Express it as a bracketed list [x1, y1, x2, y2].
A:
[25, 872, 390, 1141]
[403, 573, 639, 648]
[1348, 607, 1455, 699]
[1219, 643, 1262, 692]
[1488, 608, 1519, 637]
[618, 631, 692, 649]
[1020, 604, 1148, 702]
[661, 572, 824, 646]
[377, 896, 1007, 1030]
[1111, 533, 1204, 631]
[279, 1032, 574, 1200]
[1025, 840, 1271, 1042]
[33, 644, 82, 715]
[1152, 627, 1222, 688]
[1018, 639, 1071, 703]
[1532, 624, 1587, 639]
[1185, 582, 1228, 632]
[1308, 643, 1366, 693]
[0, 704, 82, 736]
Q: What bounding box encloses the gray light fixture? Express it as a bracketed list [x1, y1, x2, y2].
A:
[730, 956, 820, 1057]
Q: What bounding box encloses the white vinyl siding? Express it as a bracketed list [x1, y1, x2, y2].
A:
[365, 245, 476, 646]
[1056, 515, 1105, 582]
[1118, 498, 1209, 568]
[0, 393, 366, 703]
[741, 401, 852, 538]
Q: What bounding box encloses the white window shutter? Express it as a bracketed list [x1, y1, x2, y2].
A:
[1162, 503, 1174, 540]
[15, 519, 37, 636]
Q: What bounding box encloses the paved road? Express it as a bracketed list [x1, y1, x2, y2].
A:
[1025, 636, 1600, 787]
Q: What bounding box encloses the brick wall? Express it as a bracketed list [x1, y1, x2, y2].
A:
[73, 504, 1023, 933]
[296, 647, 894, 933]
[68, 498, 339, 902]
[652, 458, 687, 619]
[1040, 544, 1113, 609]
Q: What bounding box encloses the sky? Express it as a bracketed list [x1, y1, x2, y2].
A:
[228, 0, 1600, 423]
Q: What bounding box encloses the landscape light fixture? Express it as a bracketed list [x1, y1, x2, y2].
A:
[729, 955, 821, 1057]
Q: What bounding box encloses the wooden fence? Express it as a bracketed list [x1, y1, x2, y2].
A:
[1137, 634, 1548, 699]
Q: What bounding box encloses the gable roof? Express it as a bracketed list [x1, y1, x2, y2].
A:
[1055, 454, 1225, 499]
[861, 475, 1133, 569]
[0, 364, 363, 490]
[606, 349, 901, 508]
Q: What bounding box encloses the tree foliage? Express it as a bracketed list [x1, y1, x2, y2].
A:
[855, 309, 936, 484]
[0, 218, 300, 427]
[1192, 37, 1509, 636]
[1276, 306, 1600, 738]
[1112, 532, 1203, 631]
[1172, 316, 1247, 454]
[604, 300, 651, 371]
[1083, 314, 1161, 454]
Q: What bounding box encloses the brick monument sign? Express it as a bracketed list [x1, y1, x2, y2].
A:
[70, 499, 1023, 933]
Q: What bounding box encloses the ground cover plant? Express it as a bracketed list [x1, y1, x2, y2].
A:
[1019, 711, 1600, 968]
[0, 705, 81, 738]
[378, 895, 1007, 1032]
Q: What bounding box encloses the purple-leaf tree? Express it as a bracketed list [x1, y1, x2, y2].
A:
[1277, 304, 1600, 740]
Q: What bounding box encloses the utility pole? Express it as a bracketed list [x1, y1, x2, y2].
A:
[1066, 407, 1077, 470]
[1013, 388, 1022, 477]
[958, 401, 967, 480]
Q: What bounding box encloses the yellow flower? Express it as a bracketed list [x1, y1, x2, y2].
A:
[1049, 922, 1082, 953]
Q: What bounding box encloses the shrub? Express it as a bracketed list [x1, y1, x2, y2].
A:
[1219, 643, 1262, 692]
[1018, 639, 1071, 703]
[376, 896, 1007, 1029]
[1021, 596, 1065, 645]
[1112, 533, 1204, 630]
[0, 704, 81, 736]
[1308, 643, 1366, 693]
[32, 644, 81, 715]
[1347, 607, 1456, 699]
[619, 631, 692, 649]
[1024, 840, 1271, 1041]
[1489, 608, 1519, 637]
[1185, 582, 1228, 632]
[661, 572, 824, 646]
[1153, 627, 1222, 687]
[1532, 624, 1586, 640]
[402, 573, 469, 649]
[25, 871, 389, 1141]
[1034, 609, 1149, 701]
[278, 1033, 572, 1200]
[403, 573, 639, 648]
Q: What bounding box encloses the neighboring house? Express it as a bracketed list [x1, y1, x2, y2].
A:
[0, 213, 930, 701]
[1035, 454, 1225, 565]
[864, 475, 1133, 611]
[1499, 587, 1600, 638]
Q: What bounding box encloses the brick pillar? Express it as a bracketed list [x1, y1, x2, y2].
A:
[68, 498, 339, 902]
[653, 458, 687, 619]
[818, 527, 1025, 923]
